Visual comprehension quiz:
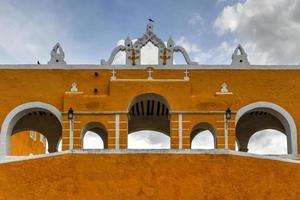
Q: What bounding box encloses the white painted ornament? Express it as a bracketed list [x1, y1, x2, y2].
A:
[70, 82, 78, 92]
[220, 83, 229, 93]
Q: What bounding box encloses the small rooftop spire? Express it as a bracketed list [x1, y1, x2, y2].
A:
[167, 36, 174, 48]
[146, 21, 154, 32]
[231, 44, 249, 66]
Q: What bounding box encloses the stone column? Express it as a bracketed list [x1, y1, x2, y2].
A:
[115, 114, 120, 149]
[178, 113, 183, 149]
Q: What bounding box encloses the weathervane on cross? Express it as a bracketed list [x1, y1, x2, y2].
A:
[148, 18, 155, 23]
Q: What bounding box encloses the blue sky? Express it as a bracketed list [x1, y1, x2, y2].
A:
[0, 0, 243, 64]
[1, 0, 300, 65]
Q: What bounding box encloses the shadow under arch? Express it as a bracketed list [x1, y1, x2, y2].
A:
[127, 93, 171, 136]
[190, 122, 217, 149]
[235, 101, 297, 155]
[81, 122, 108, 149]
[0, 102, 62, 157]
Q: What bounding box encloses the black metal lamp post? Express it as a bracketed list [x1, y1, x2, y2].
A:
[224, 107, 232, 149]
[68, 107, 74, 150]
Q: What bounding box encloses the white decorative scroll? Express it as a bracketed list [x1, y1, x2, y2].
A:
[48, 42, 66, 64]
[174, 46, 198, 65]
[101, 45, 126, 65]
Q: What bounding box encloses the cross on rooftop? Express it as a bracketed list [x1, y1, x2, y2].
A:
[184, 69, 189, 80]
[147, 68, 154, 80]
[111, 68, 116, 80]
[128, 49, 139, 66]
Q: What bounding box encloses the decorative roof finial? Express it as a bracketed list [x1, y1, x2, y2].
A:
[146, 19, 154, 32]
[167, 36, 174, 49]
[125, 36, 132, 48]
[48, 42, 66, 64]
[231, 44, 250, 66]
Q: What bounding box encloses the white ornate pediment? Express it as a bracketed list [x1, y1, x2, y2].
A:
[101, 22, 198, 66]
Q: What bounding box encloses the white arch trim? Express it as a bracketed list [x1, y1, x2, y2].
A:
[235, 102, 297, 156]
[0, 102, 62, 157]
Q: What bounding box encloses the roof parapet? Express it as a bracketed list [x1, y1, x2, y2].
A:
[101, 22, 198, 66]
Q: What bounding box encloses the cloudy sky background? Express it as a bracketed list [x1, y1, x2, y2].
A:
[1, 0, 294, 154]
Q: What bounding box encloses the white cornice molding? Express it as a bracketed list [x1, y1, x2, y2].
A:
[0, 64, 300, 70]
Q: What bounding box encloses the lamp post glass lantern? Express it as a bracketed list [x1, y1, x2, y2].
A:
[68, 107, 74, 120]
[226, 108, 231, 120]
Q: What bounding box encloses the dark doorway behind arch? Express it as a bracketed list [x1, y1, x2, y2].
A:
[127, 93, 171, 149]
[128, 93, 170, 135]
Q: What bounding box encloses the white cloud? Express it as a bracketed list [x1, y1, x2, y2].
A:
[248, 129, 287, 154]
[191, 130, 215, 149]
[214, 0, 300, 64]
[188, 13, 204, 26]
[128, 130, 170, 149]
[83, 131, 104, 149]
[176, 36, 211, 63]
[0, 1, 65, 63]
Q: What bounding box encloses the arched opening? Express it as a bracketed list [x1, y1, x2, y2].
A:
[127, 93, 171, 149]
[248, 129, 287, 155]
[81, 122, 107, 149]
[235, 102, 297, 155]
[190, 123, 216, 149]
[0, 102, 62, 156]
[140, 42, 159, 65]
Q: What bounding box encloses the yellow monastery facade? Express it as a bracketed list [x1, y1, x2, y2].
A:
[0, 22, 299, 157]
[1, 22, 300, 199]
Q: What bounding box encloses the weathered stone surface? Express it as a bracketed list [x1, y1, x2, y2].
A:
[0, 153, 300, 199]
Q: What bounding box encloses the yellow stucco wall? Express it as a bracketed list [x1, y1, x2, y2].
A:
[0, 68, 299, 152]
[10, 131, 46, 156]
[0, 153, 299, 199]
